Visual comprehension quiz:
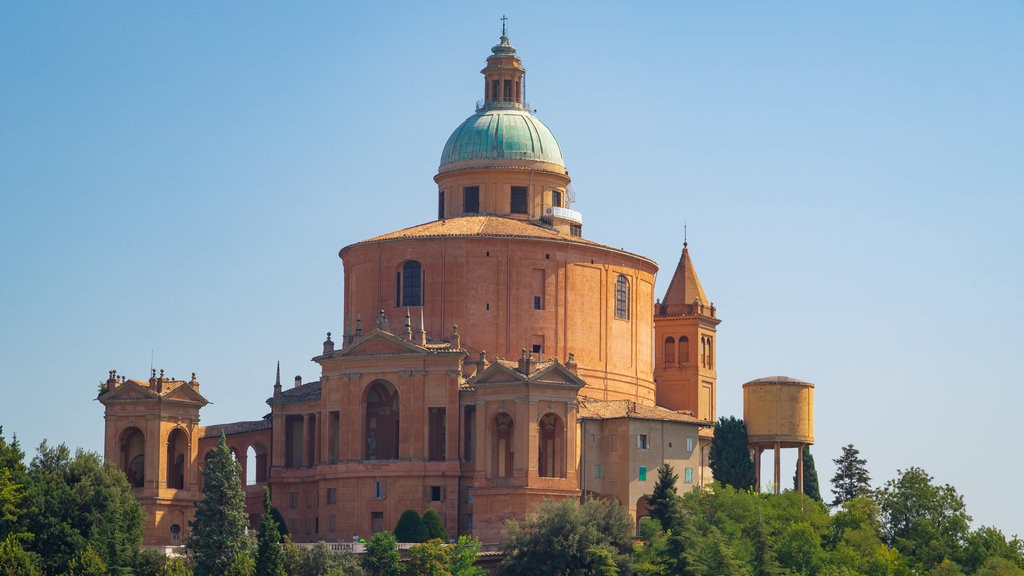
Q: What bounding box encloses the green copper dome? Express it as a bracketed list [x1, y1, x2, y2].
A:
[439, 108, 564, 170]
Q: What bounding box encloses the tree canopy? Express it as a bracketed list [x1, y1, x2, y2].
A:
[709, 416, 756, 490]
[499, 497, 634, 576]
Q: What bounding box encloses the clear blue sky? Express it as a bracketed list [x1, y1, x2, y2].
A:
[2, 2, 1022, 537]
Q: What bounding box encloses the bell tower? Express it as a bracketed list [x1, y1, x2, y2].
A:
[654, 241, 721, 429]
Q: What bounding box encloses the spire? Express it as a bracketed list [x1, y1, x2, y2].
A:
[273, 361, 282, 398]
[659, 241, 711, 317]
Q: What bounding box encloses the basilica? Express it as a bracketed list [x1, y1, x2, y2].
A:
[98, 29, 721, 547]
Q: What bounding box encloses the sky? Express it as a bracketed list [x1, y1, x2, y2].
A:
[2, 1, 1022, 538]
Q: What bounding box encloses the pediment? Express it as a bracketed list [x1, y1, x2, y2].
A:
[99, 381, 159, 403]
[338, 330, 430, 357]
[469, 362, 527, 387]
[530, 363, 587, 388]
[161, 382, 209, 406]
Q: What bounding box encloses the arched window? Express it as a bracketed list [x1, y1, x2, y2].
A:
[396, 261, 422, 307]
[365, 381, 400, 460]
[664, 337, 676, 366]
[538, 413, 566, 478]
[614, 275, 630, 320]
[493, 413, 514, 478]
[119, 427, 145, 488]
[166, 429, 187, 490]
[679, 336, 690, 363]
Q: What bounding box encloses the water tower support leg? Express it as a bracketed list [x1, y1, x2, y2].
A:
[773, 441, 781, 495]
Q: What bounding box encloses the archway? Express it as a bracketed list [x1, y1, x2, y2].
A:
[166, 429, 188, 489]
[246, 444, 268, 484]
[119, 427, 145, 488]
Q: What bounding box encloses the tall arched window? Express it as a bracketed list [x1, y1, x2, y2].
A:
[365, 381, 400, 460]
[664, 337, 676, 366]
[679, 336, 690, 363]
[614, 275, 630, 320]
[493, 413, 514, 478]
[396, 261, 422, 307]
[538, 413, 566, 478]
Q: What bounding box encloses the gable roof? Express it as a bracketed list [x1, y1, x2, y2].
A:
[577, 397, 712, 425]
[316, 328, 464, 362]
[468, 357, 586, 390]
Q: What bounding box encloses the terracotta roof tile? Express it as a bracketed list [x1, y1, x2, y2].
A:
[202, 418, 272, 438]
[577, 397, 710, 425]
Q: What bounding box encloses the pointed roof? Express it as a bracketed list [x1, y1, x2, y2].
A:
[659, 243, 710, 316]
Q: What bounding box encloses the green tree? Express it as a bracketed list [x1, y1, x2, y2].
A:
[962, 526, 1024, 574]
[793, 445, 822, 501]
[394, 509, 427, 543]
[187, 433, 250, 576]
[449, 535, 485, 576]
[830, 444, 871, 507]
[646, 463, 684, 532]
[0, 534, 40, 576]
[0, 428, 29, 540]
[255, 488, 285, 576]
[65, 544, 109, 576]
[499, 497, 633, 576]
[708, 416, 756, 490]
[363, 531, 403, 576]
[877, 467, 971, 571]
[422, 508, 448, 542]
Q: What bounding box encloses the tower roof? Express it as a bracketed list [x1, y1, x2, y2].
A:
[659, 243, 711, 316]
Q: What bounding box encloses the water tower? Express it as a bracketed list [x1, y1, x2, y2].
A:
[742, 376, 814, 495]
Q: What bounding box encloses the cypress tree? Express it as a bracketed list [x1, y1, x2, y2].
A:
[394, 509, 427, 543]
[187, 433, 249, 576]
[646, 463, 683, 532]
[792, 446, 822, 501]
[422, 508, 448, 541]
[255, 487, 285, 576]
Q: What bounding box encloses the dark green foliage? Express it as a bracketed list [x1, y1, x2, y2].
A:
[792, 445, 822, 501]
[363, 531, 403, 576]
[877, 466, 971, 570]
[23, 441, 143, 576]
[0, 428, 28, 540]
[646, 463, 684, 533]
[421, 508, 448, 542]
[187, 433, 250, 576]
[830, 443, 871, 506]
[255, 488, 285, 576]
[708, 416, 756, 490]
[393, 509, 427, 543]
[499, 497, 633, 576]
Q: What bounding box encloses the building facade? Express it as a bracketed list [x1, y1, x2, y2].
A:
[98, 30, 721, 547]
